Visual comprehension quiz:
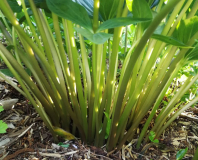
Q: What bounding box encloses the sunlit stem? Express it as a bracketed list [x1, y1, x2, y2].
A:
[93, 0, 100, 32]
[187, 0, 198, 19]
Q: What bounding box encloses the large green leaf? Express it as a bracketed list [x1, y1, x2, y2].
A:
[132, 0, 152, 30]
[99, 0, 119, 21]
[75, 27, 112, 44]
[151, 34, 192, 48]
[97, 17, 151, 32]
[47, 0, 93, 31]
[173, 16, 198, 44]
[7, 0, 22, 13]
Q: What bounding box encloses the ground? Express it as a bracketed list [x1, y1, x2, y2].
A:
[0, 77, 198, 160]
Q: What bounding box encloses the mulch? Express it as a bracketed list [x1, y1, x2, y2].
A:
[0, 76, 198, 160]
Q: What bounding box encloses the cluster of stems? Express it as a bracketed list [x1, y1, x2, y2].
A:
[0, 0, 198, 151]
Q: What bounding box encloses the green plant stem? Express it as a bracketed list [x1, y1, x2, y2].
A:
[0, 51, 57, 140]
[0, 0, 87, 141]
[168, 0, 193, 36]
[0, 45, 60, 125]
[156, 96, 198, 138]
[66, 20, 88, 139]
[21, 0, 44, 52]
[12, 27, 22, 65]
[0, 21, 12, 44]
[27, 0, 56, 72]
[187, 0, 198, 19]
[93, 0, 100, 32]
[0, 10, 11, 33]
[112, 0, 181, 151]
[152, 74, 198, 135]
[119, 0, 183, 130]
[125, 26, 128, 54]
[136, 46, 177, 148]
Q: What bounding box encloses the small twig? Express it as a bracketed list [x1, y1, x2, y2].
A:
[18, 123, 34, 138]
[29, 152, 61, 158]
[180, 113, 198, 122]
[64, 150, 79, 155]
[125, 147, 134, 159]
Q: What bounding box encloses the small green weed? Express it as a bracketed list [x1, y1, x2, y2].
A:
[0, 106, 8, 133]
[149, 131, 159, 144]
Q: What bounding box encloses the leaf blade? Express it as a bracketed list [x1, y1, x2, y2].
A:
[97, 17, 151, 32]
[47, 0, 93, 31]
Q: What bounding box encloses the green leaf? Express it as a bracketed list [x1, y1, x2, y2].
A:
[74, 0, 94, 18]
[193, 148, 198, 160]
[185, 45, 198, 61]
[132, 0, 152, 30]
[47, 0, 93, 31]
[99, 0, 119, 21]
[74, 0, 103, 21]
[6, 45, 15, 52]
[154, 24, 165, 34]
[176, 147, 188, 160]
[0, 120, 8, 134]
[0, 68, 31, 77]
[104, 112, 111, 139]
[153, 139, 159, 143]
[173, 16, 198, 44]
[149, 131, 156, 142]
[75, 27, 112, 44]
[151, 34, 192, 48]
[97, 17, 151, 32]
[19, 9, 33, 24]
[7, 0, 22, 13]
[132, 0, 152, 18]
[0, 106, 4, 112]
[126, 0, 133, 12]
